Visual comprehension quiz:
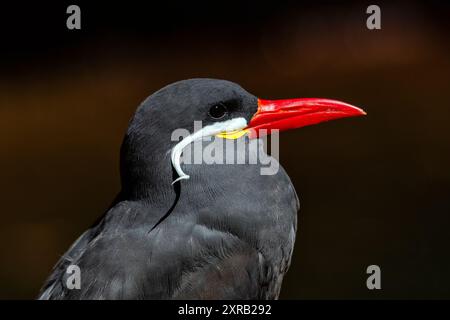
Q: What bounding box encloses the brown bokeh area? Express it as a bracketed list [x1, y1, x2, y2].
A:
[0, 1, 449, 299]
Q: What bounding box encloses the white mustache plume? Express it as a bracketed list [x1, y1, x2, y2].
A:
[170, 117, 247, 184]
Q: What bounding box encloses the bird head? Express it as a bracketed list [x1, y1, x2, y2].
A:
[120, 79, 365, 196]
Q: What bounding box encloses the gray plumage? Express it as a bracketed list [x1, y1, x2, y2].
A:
[39, 79, 299, 300]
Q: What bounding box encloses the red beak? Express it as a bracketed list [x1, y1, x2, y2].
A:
[247, 98, 366, 138]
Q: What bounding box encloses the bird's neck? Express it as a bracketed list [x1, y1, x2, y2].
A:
[119, 132, 176, 203]
[118, 134, 275, 205]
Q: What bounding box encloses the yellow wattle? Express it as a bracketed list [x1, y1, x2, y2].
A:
[215, 129, 249, 140]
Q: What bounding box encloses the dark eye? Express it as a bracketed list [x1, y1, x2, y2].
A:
[209, 103, 228, 119]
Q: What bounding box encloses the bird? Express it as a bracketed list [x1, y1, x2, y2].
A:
[38, 78, 365, 300]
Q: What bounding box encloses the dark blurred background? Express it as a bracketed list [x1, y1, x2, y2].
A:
[0, 0, 449, 299]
